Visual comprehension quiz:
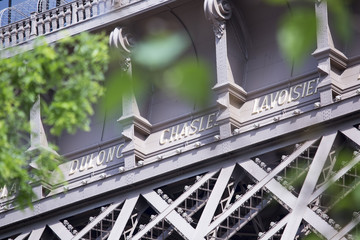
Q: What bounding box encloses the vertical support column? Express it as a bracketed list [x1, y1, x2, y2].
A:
[18, 24, 24, 43]
[77, 1, 84, 21]
[109, 27, 152, 170]
[10, 25, 17, 46]
[0, 31, 3, 50]
[71, 2, 78, 24]
[24, 20, 31, 40]
[51, 10, 58, 31]
[44, 13, 51, 33]
[37, 15, 44, 35]
[84, 1, 92, 19]
[30, 12, 37, 38]
[91, 0, 99, 17]
[65, 7, 71, 26]
[58, 8, 65, 28]
[312, 1, 347, 107]
[204, 0, 247, 139]
[3, 27, 10, 48]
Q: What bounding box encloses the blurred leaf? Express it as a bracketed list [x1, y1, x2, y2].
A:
[264, 0, 288, 5]
[132, 33, 189, 70]
[327, 0, 352, 41]
[162, 58, 211, 106]
[277, 8, 317, 63]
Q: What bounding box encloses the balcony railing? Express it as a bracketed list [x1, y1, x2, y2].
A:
[0, 0, 113, 50]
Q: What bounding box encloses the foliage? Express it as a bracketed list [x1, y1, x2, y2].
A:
[0, 32, 109, 208]
[105, 32, 211, 111]
[266, 0, 352, 63]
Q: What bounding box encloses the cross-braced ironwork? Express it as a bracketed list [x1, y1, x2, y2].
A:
[4, 126, 360, 240]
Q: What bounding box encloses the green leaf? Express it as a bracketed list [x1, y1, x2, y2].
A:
[132, 33, 190, 70]
[277, 8, 317, 63]
[161, 58, 211, 106]
[327, 0, 352, 41]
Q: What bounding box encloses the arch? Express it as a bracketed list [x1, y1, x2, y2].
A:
[0, 7, 29, 27]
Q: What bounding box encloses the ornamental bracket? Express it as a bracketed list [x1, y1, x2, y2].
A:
[204, 0, 232, 39]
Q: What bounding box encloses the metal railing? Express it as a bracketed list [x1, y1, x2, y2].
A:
[0, 0, 112, 49]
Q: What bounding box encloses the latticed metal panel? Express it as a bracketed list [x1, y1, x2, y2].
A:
[6, 125, 360, 240]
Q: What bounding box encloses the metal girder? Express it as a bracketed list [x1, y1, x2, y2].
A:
[311, 154, 360, 201]
[341, 127, 360, 147]
[205, 139, 316, 235]
[219, 199, 271, 239]
[48, 221, 74, 240]
[192, 165, 235, 239]
[247, 161, 339, 239]
[258, 214, 290, 240]
[107, 196, 139, 240]
[27, 227, 45, 240]
[72, 202, 123, 240]
[138, 190, 197, 240]
[14, 232, 30, 240]
[331, 215, 360, 240]
[281, 133, 337, 239]
[133, 171, 217, 240]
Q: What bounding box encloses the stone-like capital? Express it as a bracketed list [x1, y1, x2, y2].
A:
[204, 0, 232, 38]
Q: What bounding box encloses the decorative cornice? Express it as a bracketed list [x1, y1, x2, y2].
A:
[204, 0, 232, 38]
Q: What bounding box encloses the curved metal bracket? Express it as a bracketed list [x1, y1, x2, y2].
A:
[109, 27, 134, 53]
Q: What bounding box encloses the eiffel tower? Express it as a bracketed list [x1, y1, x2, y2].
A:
[1, 0, 360, 239]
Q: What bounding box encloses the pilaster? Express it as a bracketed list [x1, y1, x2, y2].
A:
[312, 0, 348, 106]
[109, 27, 151, 169]
[204, 0, 247, 138]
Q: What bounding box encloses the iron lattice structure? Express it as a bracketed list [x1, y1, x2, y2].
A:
[4, 125, 360, 240]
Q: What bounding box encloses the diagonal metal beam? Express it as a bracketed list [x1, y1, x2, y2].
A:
[48, 221, 74, 240]
[240, 160, 338, 239]
[341, 127, 360, 147]
[72, 202, 123, 240]
[311, 154, 360, 201]
[133, 171, 217, 240]
[220, 199, 271, 239]
[331, 215, 360, 240]
[107, 196, 139, 240]
[139, 190, 197, 240]
[206, 139, 316, 234]
[266, 173, 340, 239]
[27, 227, 45, 240]
[14, 232, 30, 240]
[258, 214, 290, 240]
[281, 133, 337, 240]
[192, 165, 235, 239]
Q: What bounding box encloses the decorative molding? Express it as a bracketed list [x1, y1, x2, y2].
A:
[109, 27, 134, 53]
[204, 0, 232, 38]
[109, 27, 135, 71]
